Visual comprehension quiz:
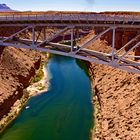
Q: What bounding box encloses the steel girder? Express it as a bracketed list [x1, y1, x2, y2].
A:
[0, 24, 140, 74]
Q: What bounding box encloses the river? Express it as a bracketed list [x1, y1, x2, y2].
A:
[0, 55, 93, 140]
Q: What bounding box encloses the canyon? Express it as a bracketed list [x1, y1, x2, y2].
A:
[0, 8, 140, 139]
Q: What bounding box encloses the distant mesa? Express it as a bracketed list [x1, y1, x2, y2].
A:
[0, 4, 14, 12]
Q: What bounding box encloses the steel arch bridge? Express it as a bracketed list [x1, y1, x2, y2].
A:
[0, 12, 140, 74]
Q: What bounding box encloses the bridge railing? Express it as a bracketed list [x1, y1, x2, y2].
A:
[0, 13, 140, 23]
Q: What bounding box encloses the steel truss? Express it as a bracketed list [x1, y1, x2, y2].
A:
[0, 25, 140, 74]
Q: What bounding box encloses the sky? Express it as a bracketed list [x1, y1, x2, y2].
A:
[0, 0, 140, 12]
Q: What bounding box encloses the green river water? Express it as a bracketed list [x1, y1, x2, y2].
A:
[0, 55, 93, 140]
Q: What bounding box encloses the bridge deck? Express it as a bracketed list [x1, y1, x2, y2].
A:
[0, 12, 140, 74]
[0, 13, 140, 27]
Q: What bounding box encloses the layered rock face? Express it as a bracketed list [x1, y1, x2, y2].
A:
[0, 47, 41, 119]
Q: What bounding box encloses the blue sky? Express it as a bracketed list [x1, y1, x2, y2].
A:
[0, 0, 140, 12]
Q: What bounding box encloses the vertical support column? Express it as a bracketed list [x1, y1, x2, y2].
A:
[76, 28, 80, 46]
[43, 27, 46, 41]
[112, 27, 116, 61]
[32, 26, 36, 49]
[71, 28, 74, 52]
[76, 29, 79, 40]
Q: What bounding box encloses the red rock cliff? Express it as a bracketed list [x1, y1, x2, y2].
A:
[0, 47, 41, 119]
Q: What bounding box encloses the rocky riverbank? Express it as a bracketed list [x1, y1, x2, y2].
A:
[0, 47, 48, 133]
[27, 59, 50, 97]
[78, 30, 140, 139]
[91, 63, 140, 140]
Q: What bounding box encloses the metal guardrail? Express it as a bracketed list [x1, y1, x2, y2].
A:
[0, 13, 140, 23]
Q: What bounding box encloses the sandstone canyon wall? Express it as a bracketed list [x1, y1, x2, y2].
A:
[0, 47, 41, 120]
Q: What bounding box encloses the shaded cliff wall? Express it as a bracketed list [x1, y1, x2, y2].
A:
[94, 28, 140, 56]
[0, 47, 41, 119]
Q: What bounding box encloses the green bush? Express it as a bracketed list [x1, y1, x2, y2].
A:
[32, 67, 44, 83]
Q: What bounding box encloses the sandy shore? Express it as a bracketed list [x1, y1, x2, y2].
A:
[27, 64, 50, 97]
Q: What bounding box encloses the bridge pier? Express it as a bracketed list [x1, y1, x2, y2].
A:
[71, 28, 74, 53]
[32, 26, 36, 49]
[112, 27, 116, 61]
